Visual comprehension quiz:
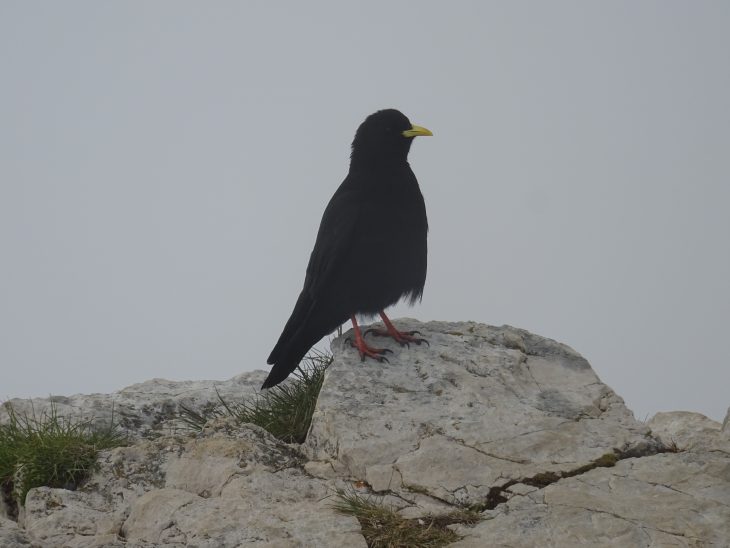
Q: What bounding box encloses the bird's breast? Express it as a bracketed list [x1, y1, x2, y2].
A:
[344, 176, 427, 307]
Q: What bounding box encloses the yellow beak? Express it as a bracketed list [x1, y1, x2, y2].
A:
[402, 124, 433, 138]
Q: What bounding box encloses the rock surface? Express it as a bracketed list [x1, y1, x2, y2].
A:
[15, 421, 364, 548]
[305, 321, 661, 501]
[451, 410, 730, 547]
[0, 372, 267, 439]
[1, 319, 728, 547]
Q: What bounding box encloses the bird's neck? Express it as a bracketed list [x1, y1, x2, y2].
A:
[349, 153, 409, 174]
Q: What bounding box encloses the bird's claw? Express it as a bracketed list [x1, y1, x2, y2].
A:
[365, 327, 429, 347]
[402, 330, 429, 346]
[362, 354, 390, 364]
[348, 337, 392, 363]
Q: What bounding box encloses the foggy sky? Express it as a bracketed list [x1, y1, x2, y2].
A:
[1, 1, 728, 421]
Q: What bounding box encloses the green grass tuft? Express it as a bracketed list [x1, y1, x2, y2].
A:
[180, 349, 332, 444]
[332, 490, 481, 548]
[0, 401, 126, 507]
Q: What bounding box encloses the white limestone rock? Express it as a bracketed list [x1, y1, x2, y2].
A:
[0, 515, 37, 547]
[450, 448, 730, 547]
[647, 410, 730, 454]
[0, 372, 266, 438]
[3, 319, 728, 547]
[305, 320, 663, 507]
[19, 421, 365, 547]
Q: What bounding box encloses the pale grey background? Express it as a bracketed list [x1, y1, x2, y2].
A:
[1, 2, 728, 421]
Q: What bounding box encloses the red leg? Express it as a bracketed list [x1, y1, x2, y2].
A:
[364, 311, 429, 347]
[347, 315, 392, 362]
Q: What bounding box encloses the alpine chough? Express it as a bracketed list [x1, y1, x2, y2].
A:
[262, 109, 432, 389]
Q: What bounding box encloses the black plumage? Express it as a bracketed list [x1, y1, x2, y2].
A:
[262, 109, 432, 389]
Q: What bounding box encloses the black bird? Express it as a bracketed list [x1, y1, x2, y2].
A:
[262, 109, 432, 389]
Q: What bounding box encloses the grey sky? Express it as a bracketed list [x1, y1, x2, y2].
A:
[1, 2, 728, 421]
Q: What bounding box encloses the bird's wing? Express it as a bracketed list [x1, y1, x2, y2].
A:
[266, 179, 362, 368]
[303, 183, 363, 296]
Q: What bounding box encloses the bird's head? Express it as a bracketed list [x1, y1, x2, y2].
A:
[350, 109, 432, 169]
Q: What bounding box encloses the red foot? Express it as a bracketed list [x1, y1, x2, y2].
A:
[348, 315, 393, 363]
[365, 327, 427, 347]
[347, 337, 392, 362]
[364, 311, 430, 348]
